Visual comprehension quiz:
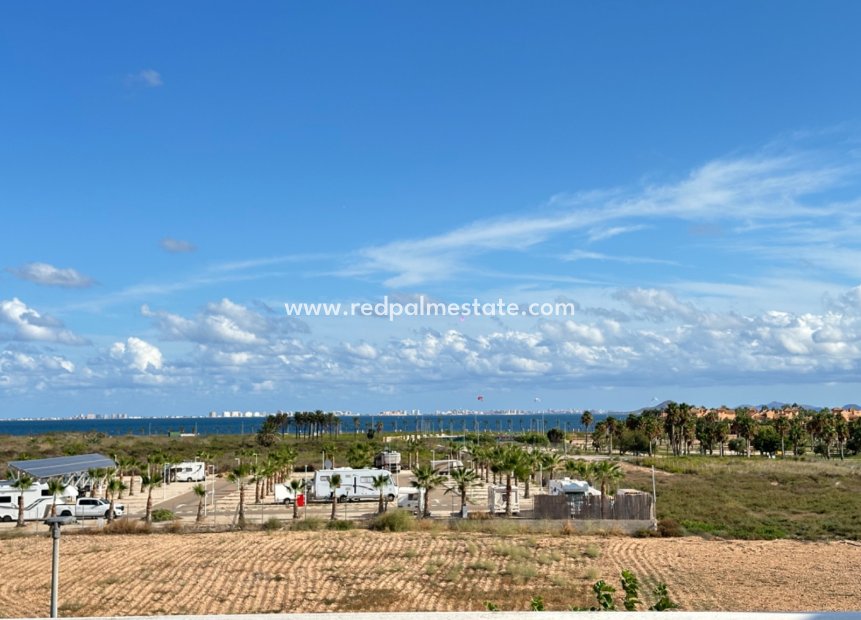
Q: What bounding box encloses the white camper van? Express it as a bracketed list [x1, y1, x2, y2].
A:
[548, 477, 601, 501]
[274, 481, 308, 505]
[311, 468, 398, 503]
[170, 462, 206, 482]
[487, 485, 520, 515]
[0, 480, 78, 522]
[431, 459, 463, 475]
[396, 487, 425, 515]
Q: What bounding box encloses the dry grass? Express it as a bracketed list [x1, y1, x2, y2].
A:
[0, 530, 859, 615]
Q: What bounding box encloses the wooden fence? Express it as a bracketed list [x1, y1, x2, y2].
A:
[534, 492, 653, 520]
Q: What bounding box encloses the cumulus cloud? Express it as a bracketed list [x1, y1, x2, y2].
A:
[160, 237, 196, 253]
[8, 262, 94, 288]
[142, 298, 306, 346]
[110, 337, 164, 372]
[0, 298, 87, 344]
[126, 69, 163, 88]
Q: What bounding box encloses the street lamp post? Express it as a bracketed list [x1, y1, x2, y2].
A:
[45, 516, 76, 618]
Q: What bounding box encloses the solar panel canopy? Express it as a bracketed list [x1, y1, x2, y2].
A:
[8, 453, 117, 479]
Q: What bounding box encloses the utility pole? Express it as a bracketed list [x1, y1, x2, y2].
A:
[45, 516, 75, 618]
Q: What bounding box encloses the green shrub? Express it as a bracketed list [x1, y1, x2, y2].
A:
[657, 518, 684, 537]
[151, 509, 175, 523]
[291, 517, 324, 531]
[262, 517, 283, 531]
[368, 509, 415, 532]
[327, 519, 355, 530]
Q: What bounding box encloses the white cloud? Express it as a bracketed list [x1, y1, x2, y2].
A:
[142, 298, 305, 346]
[8, 262, 94, 288]
[0, 298, 86, 344]
[126, 69, 163, 88]
[562, 250, 676, 265]
[348, 147, 857, 286]
[110, 337, 164, 372]
[160, 237, 196, 253]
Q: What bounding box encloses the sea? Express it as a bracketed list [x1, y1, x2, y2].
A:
[0, 413, 612, 437]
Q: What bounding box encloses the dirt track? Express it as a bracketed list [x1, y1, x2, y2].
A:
[1, 531, 858, 616]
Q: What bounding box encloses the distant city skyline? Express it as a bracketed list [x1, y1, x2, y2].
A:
[3, 3, 861, 418]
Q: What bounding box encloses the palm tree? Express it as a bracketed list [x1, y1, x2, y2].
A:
[289, 479, 304, 519]
[141, 472, 163, 524]
[106, 478, 126, 523]
[193, 483, 206, 523]
[12, 474, 34, 527]
[581, 411, 593, 450]
[372, 474, 392, 514]
[445, 467, 478, 513]
[227, 464, 251, 528]
[591, 460, 624, 518]
[565, 459, 594, 483]
[774, 415, 790, 458]
[329, 473, 342, 520]
[540, 451, 564, 486]
[46, 478, 66, 517]
[411, 464, 444, 518]
[490, 445, 524, 517]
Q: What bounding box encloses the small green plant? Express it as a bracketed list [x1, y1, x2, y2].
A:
[262, 517, 283, 531]
[327, 519, 354, 530]
[151, 509, 175, 522]
[505, 562, 538, 584]
[620, 569, 640, 611]
[650, 583, 679, 611]
[583, 543, 601, 559]
[529, 595, 545, 611]
[583, 566, 600, 580]
[484, 601, 499, 611]
[593, 579, 616, 610]
[291, 517, 324, 531]
[368, 509, 415, 532]
[467, 559, 495, 572]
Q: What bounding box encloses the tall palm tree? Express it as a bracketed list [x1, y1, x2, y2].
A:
[411, 464, 444, 518]
[581, 411, 593, 451]
[371, 474, 392, 514]
[774, 415, 790, 458]
[490, 445, 524, 517]
[106, 478, 126, 523]
[12, 474, 35, 527]
[46, 478, 66, 517]
[289, 479, 304, 519]
[141, 472, 163, 524]
[329, 473, 342, 520]
[445, 467, 478, 513]
[227, 464, 251, 528]
[591, 460, 624, 519]
[193, 483, 206, 523]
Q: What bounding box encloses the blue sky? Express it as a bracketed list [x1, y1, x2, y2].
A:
[3, 2, 861, 418]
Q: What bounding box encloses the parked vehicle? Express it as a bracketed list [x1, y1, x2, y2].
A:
[56, 497, 125, 519]
[0, 480, 78, 522]
[273, 481, 307, 505]
[373, 450, 402, 473]
[487, 485, 520, 515]
[396, 488, 425, 515]
[170, 461, 206, 482]
[311, 468, 398, 503]
[548, 477, 601, 500]
[430, 459, 463, 475]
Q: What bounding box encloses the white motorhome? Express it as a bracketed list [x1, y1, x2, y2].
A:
[548, 477, 601, 501]
[487, 485, 520, 515]
[170, 462, 206, 482]
[431, 459, 463, 475]
[396, 487, 425, 515]
[311, 468, 398, 503]
[0, 480, 78, 522]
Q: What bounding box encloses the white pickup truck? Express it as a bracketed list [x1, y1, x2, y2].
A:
[56, 497, 125, 519]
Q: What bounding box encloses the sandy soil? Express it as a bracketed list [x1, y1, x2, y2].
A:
[1, 531, 858, 617]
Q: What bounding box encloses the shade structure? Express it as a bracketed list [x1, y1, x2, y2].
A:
[7, 453, 116, 480]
